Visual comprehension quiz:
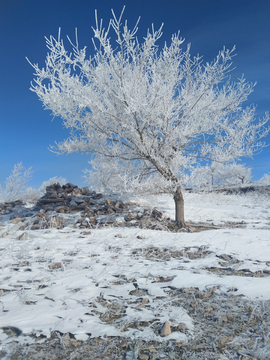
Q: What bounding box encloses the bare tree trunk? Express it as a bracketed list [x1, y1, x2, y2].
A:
[173, 186, 186, 228]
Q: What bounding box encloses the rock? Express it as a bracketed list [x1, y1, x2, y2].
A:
[91, 193, 103, 199]
[151, 208, 163, 219]
[71, 188, 82, 196]
[15, 232, 27, 241]
[129, 288, 149, 296]
[180, 287, 200, 293]
[90, 217, 97, 225]
[152, 276, 174, 283]
[125, 213, 137, 221]
[80, 231, 91, 235]
[135, 303, 145, 310]
[172, 323, 188, 332]
[139, 218, 151, 228]
[80, 219, 90, 227]
[10, 213, 21, 220]
[62, 183, 78, 192]
[107, 208, 115, 215]
[144, 209, 151, 216]
[175, 341, 185, 349]
[44, 188, 59, 196]
[139, 354, 149, 360]
[61, 332, 81, 347]
[1, 326, 22, 337]
[209, 285, 219, 293]
[147, 345, 157, 353]
[55, 206, 70, 213]
[37, 211, 46, 218]
[214, 335, 233, 349]
[48, 262, 63, 270]
[81, 187, 90, 195]
[9, 217, 24, 224]
[218, 253, 232, 262]
[19, 261, 30, 267]
[141, 298, 149, 304]
[115, 201, 124, 209]
[30, 225, 41, 230]
[136, 212, 144, 219]
[37, 198, 59, 205]
[72, 203, 85, 211]
[84, 208, 94, 217]
[160, 321, 171, 337]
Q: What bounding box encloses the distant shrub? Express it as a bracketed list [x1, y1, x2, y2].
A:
[189, 162, 252, 188]
[21, 187, 39, 202]
[0, 162, 32, 202]
[257, 173, 270, 185]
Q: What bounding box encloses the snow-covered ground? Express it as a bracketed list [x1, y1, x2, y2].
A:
[0, 190, 269, 351]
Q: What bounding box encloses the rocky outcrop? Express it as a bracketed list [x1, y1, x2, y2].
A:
[0, 200, 24, 215]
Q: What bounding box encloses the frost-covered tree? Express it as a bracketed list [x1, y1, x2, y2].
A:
[190, 162, 252, 187]
[257, 173, 270, 186]
[22, 187, 39, 202]
[28, 7, 269, 227]
[189, 164, 213, 187]
[0, 162, 32, 202]
[190, 162, 223, 187]
[218, 163, 252, 185]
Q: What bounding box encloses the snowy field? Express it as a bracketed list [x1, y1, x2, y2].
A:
[0, 188, 269, 358]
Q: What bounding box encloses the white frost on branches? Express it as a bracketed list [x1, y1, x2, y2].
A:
[257, 173, 270, 185]
[190, 162, 252, 187]
[0, 171, 68, 203]
[28, 7, 269, 196]
[219, 163, 252, 184]
[0, 162, 32, 202]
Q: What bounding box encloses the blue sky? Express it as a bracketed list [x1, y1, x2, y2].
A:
[0, 0, 269, 188]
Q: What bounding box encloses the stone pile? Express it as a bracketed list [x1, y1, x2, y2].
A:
[1, 183, 169, 231]
[0, 200, 25, 215]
